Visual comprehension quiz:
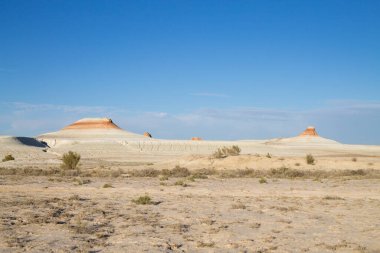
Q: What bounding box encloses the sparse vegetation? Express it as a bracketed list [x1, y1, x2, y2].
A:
[295, 163, 300, 166]
[61, 151, 81, 170]
[306, 154, 315, 165]
[73, 177, 91, 185]
[266, 153, 272, 158]
[232, 202, 246, 209]
[212, 145, 241, 158]
[103, 183, 113, 188]
[259, 177, 268, 184]
[323, 195, 345, 200]
[174, 180, 189, 187]
[2, 154, 15, 162]
[159, 175, 169, 181]
[0, 164, 377, 181]
[170, 166, 191, 177]
[352, 157, 357, 162]
[132, 194, 152, 205]
[129, 168, 160, 177]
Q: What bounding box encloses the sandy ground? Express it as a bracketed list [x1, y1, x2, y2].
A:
[1, 134, 380, 252]
[1, 176, 380, 253]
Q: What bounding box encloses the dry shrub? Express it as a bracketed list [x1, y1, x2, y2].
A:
[270, 167, 305, 178]
[129, 168, 160, 177]
[2, 154, 15, 162]
[61, 151, 81, 170]
[231, 202, 246, 209]
[174, 180, 188, 187]
[259, 177, 268, 184]
[170, 166, 191, 177]
[306, 154, 315, 165]
[132, 195, 152, 205]
[213, 145, 241, 158]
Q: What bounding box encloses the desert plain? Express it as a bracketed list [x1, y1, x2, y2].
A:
[1, 118, 380, 253]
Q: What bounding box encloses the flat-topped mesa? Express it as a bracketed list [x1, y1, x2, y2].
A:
[299, 126, 319, 137]
[62, 118, 121, 130]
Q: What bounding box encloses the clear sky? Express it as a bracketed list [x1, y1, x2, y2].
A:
[1, 0, 379, 144]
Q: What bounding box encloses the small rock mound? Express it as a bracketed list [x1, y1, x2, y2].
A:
[62, 118, 121, 130]
[144, 132, 152, 138]
[299, 126, 318, 137]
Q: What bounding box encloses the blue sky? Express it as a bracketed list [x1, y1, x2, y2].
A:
[1, 1, 379, 144]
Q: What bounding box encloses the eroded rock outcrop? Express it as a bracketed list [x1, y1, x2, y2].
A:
[299, 126, 318, 137]
[144, 132, 152, 138]
[191, 137, 202, 141]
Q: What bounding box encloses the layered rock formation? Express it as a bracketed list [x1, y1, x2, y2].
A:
[37, 118, 148, 147]
[63, 118, 121, 130]
[299, 126, 318, 137]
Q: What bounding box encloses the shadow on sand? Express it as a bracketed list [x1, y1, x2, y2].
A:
[15, 137, 48, 148]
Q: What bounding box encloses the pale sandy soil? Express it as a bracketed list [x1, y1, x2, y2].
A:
[1, 134, 380, 252]
[1, 175, 380, 253]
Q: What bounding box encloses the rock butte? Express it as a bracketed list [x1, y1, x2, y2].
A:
[191, 137, 202, 141]
[63, 118, 121, 130]
[299, 126, 318, 137]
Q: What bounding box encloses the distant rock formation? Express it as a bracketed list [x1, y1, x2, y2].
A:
[299, 126, 318, 137]
[191, 137, 202, 141]
[62, 118, 121, 130]
[144, 132, 152, 138]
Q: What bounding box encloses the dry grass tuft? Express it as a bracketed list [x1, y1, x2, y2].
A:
[170, 166, 191, 177]
[132, 195, 153, 205]
[259, 177, 268, 184]
[174, 180, 189, 187]
[323, 195, 345, 200]
[212, 145, 241, 159]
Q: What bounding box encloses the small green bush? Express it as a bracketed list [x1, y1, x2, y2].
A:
[306, 154, 315, 165]
[213, 145, 241, 159]
[103, 183, 113, 188]
[61, 151, 81, 170]
[2, 154, 15, 162]
[132, 195, 152, 205]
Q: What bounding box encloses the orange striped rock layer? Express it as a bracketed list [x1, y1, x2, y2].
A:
[63, 118, 121, 130]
